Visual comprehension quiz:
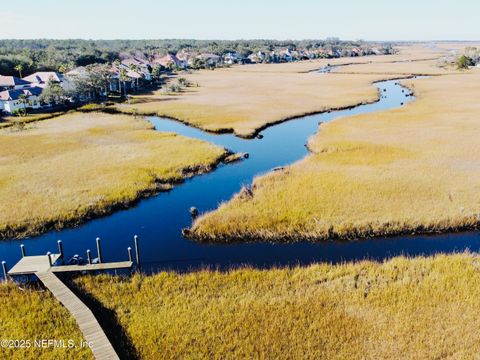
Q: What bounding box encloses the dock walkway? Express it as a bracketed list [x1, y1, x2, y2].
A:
[6, 253, 134, 360]
[36, 271, 119, 360]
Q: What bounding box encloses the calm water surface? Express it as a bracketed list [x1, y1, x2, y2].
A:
[3, 78, 480, 273]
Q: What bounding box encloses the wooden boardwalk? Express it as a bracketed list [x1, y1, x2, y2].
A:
[7, 254, 133, 360]
[36, 271, 120, 360]
[5, 238, 139, 360]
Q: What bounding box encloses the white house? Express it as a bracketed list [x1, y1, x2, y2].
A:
[0, 86, 43, 114]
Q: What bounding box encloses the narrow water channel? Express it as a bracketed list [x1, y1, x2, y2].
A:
[3, 78, 480, 272]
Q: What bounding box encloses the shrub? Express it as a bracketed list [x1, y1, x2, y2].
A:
[77, 103, 105, 112]
[177, 77, 191, 87]
[457, 55, 473, 69]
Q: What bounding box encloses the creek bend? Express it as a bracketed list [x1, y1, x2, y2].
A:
[3, 77, 479, 272]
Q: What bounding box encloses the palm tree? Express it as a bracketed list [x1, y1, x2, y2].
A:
[119, 68, 129, 99]
[113, 60, 122, 95]
[14, 64, 24, 78]
[129, 64, 140, 90]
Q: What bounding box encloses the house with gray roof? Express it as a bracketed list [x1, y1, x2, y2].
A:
[0, 86, 44, 114]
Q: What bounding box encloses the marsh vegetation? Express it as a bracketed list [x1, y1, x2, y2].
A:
[5, 254, 480, 359]
[0, 112, 227, 239]
[192, 71, 480, 241]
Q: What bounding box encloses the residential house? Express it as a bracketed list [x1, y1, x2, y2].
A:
[0, 75, 31, 91]
[0, 86, 43, 114]
[326, 48, 341, 58]
[247, 51, 266, 63]
[152, 54, 185, 69]
[66, 64, 143, 98]
[175, 50, 194, 65]
[223, 52, 239, 65]
[121, 57, 152, 81]
[110, 64, 143, 93]
[23, 72, 64, 88]
[195, 53, 221, 66]
[65, 66, 97, 100]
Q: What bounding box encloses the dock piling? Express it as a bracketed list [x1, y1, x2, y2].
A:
[2, 261, 7, 282]
[20, 244, 26, 257]
[46, 252, 52, 267]
[96, 237, 102, 263]
[86, 249, 92, 264]
[127, 247, 132, 262]
[57, 240, 64, 260]
[134, 235, 141, 271]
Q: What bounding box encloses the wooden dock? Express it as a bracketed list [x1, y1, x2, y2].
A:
[51, 261, 133, 273]
[3, 237, 141, 360]
[36, 271, 119, 360]
[7, 254, 61, 275]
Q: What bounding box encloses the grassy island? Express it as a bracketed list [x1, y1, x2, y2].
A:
[191, 70, 480, 241]
[0, 112, 227, 239]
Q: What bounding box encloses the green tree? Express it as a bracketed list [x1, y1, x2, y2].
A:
[87, 63, 112, 97]
[119, 68, 129, 98]
[17, 94, 28, 116]
[14, 63, 23, 78]
[457, 55, 473, 70]
[39, 80, 68, 105]
[58, 61, 75, 74]
[151, 64, 162, 80]
[128, 64, 140, 89]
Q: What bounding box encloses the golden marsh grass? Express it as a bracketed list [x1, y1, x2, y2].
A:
[192, 71, 480, 241]
[116, 45, 449, 137]
[68, 253, 480, 359]
[0, 283, 91, 359]
[0, 112, 227, 239]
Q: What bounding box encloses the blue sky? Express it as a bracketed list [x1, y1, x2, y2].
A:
[0, 0, 478, 40]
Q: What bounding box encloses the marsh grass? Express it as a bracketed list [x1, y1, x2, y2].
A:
[192, 71, 480, 241]
[0, 112, 227, 239]
[0, 283, 92, 359]
[0, 111, 68, 129]
[114, 46, 450, 137]
[4, 253, 480, 359]
[68, 253, 480, 359]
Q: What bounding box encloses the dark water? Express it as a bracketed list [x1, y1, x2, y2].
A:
[2, 78, 480, 274]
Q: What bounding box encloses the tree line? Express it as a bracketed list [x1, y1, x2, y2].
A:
[0, 39, 393, 77]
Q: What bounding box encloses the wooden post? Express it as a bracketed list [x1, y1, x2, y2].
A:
[86, 249, 92, 264]
[2, 261, 7, 282]
[47, 252, 52, 267]
[127, 247, 132, 262]
[134, 235, 141, 271]
[57, 240, 64, 260]
[96, 237, 102, 263]
[20, 245, 29, 282]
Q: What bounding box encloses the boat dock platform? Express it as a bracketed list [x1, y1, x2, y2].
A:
[2, 236, 141, 360]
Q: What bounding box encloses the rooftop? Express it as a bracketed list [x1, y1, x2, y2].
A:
[0, 75, 31, 87]
[0, 86, 43, 101]
[23, 71, 63, 84]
